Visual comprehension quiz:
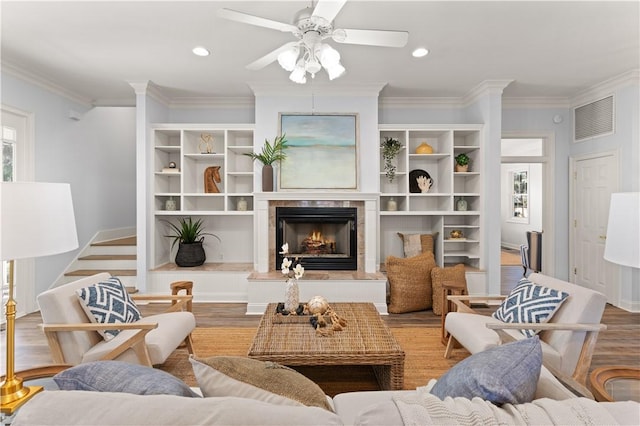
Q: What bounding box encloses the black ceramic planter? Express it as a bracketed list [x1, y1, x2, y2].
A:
[175, 241, 206, 267]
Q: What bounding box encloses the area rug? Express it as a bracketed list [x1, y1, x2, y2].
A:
[160, 327, 469, 396]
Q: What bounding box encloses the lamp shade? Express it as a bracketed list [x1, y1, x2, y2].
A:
[0, 182, 78, 261]
[604, 192, 640, 268]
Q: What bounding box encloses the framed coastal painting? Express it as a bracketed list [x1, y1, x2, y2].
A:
[278, 113, 358, 190]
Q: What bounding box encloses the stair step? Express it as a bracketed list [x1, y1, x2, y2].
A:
[78, 254, 136, 261]
[92, 236, 136, 247]
[65, 269, 137, 277]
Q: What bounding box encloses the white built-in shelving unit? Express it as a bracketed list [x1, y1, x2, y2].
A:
[151, 124, 255, 269]
[379, 125, 483, 273]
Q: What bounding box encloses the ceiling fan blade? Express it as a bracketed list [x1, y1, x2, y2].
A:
[312, 0, 347, 23]
[333, 28, 409, 47]
[246, 41, 300, 71]
[218, 8, 297, 33]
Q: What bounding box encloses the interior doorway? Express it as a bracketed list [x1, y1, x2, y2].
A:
[569, 151, 619, 302]
[500, 135, 554, 276]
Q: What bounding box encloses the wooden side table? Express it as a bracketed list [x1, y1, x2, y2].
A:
[441, 281, 467, 345]
[589, 366, 640, 402]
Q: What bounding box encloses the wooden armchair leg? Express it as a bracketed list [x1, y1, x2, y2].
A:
[444, 335, 457, 358]
[185, 334, 195, 356]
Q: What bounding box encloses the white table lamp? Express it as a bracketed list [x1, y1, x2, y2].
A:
[604, 192, 640, 269]
[0, 182, 78, 414]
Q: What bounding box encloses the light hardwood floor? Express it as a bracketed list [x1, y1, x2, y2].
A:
[3, 266, 639, 379]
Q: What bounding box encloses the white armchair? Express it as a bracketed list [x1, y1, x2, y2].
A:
[444, 273, 607, 391]
[37, 273, 196, 367]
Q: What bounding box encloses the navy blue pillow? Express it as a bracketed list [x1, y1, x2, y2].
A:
[54, 361, 199, 397]
[431, 337, 542, 405]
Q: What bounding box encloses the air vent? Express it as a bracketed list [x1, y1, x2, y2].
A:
[574, 95, 614, 142]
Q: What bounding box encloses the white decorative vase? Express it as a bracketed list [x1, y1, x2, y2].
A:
[284, 278, 300, 312]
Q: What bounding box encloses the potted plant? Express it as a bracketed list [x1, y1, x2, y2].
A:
[164, 217, 219, 267]
[381, 137, 402, 182]
[244, 134, 288, 191]
[455, 153, 470, 172]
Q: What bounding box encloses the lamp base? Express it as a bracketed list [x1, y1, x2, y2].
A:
[0, 377, 43, 415]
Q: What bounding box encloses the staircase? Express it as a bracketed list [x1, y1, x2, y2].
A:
[62, 235, 138, 292]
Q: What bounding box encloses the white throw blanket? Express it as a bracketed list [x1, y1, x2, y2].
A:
[392, 387, 619, 425]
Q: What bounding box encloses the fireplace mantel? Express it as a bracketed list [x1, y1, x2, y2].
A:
[253, 192, 379, 274]
[254, 192, 380, 202]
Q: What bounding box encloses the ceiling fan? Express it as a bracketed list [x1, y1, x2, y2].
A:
[218, 0, 409, 84]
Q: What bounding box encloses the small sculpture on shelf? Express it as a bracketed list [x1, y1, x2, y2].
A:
[204, 166, 221, 193]
[199, 133, 214, 154]
[409, 169, 433, 193]
[162, 161, 179, 173]
[415, 142, 434, 154]
[450, 229, 464, 239]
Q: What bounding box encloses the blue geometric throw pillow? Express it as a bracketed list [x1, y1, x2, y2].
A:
[76, 277, 141, 340]
[492, 278, 569, 338]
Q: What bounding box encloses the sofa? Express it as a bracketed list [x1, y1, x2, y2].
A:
[12, 348, 640, 426]
[11, 384, 640, 425]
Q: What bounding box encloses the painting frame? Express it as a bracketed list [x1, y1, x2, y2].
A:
[278, 113, 359, 191]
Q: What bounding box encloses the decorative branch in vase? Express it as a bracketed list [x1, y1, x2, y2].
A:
[280, 243, 304, 314]
[243, 134, 288, 192]
[381, 137, 402, 183]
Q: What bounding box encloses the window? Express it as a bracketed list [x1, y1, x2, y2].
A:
[510, 169, 529, 223]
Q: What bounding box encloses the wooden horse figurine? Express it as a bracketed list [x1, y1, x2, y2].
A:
[204, 166, 221, 193]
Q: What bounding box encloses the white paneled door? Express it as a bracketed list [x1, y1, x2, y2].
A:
[571, 151, 618, 301]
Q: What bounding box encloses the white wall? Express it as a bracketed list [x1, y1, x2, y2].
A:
[568, 81, 640, 311]
[1, 72, 136, 300]
[500, 163, 543, 249]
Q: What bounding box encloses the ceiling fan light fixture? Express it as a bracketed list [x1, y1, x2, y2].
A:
[305, 57, 322, 75]
[277, 46, 299, 72]
[289, 62, 307, 84]
[319, 44, 340, 68]
[326, 62, 346, 80]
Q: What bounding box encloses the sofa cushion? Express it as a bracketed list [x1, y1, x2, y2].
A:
[53, 361, 198, 397]
[431, 336, 542, 405]
[76, 277, 141, 340]
[190, 356, 333, 412]
[12, 391, 344, 426]
[386, 251, 436, 313]
[492, 278, 569, 338]
[397, 232, 437, 257]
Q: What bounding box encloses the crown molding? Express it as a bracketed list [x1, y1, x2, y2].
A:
[169, 96, 255, 109]
[1, 60, 93, 107]
[379, 97, 463, 108]
[570, 69, 640, 107]
[502, 97, 571, 109]
[248, 82, 387, 97]
[462, 79, 514, 107]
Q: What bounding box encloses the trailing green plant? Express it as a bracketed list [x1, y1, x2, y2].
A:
[243, 134, 288, 166]
[163, 217, 217, 249]
[381, 137, 402, 182]
[455, 153, 470, 166]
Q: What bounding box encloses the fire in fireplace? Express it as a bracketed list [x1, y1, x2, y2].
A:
[276, 207, 357, 270]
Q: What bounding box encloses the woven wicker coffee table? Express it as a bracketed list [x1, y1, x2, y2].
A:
[248, 302, 405, 390]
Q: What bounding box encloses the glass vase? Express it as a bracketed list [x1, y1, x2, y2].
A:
[284, 278, 299, 312]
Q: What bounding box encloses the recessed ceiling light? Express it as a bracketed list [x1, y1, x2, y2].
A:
[412, 47, 429, 58]
[192, 46, 210, 57]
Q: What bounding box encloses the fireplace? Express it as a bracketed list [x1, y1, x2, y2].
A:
[275, 207, 357, 270]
